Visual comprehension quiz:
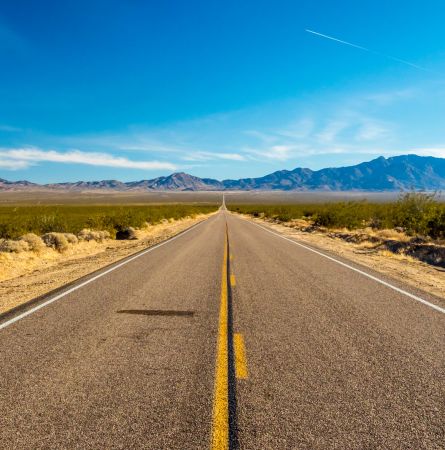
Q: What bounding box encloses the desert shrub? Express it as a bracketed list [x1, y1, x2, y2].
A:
[115, 227, 137, 240]
[32, 214, 68, 234]
[77, 229, 110, 242]
[422, 208, 445, 239]
[42, 232, 69, 252]
[390, 192, 442, 236]
[312, 202, 375, 229]
[228, 193, 445, 239]
[0, 222, 24, 239]
[0, 204, 217, 239]
[98, 230, 111, 241]
[19, 233, 46, 252]
[64, 233, 78, 244]
[0, 239, 30, 253]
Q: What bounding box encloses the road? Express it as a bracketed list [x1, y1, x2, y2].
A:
[0, 210, 444, 449]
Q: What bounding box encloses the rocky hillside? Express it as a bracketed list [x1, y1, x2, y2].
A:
[1, 155, 445, 191]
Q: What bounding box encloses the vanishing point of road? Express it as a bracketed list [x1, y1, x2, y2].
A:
[0, 209, 444, 449]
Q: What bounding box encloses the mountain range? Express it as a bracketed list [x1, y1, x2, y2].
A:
[1, 155, 445, 192]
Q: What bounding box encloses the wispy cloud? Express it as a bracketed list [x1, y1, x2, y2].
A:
[316, 120, 349, 143]
[355, 119, 390, 141]
[245, 144, 302, 161]
[364, 88, 417, 106]
[0, 148, 176, 170]
[305, 29, 430, 72]
[3, 83, 442, 175]
[182, 151, 246, 162]
[306, 29, 369, 51]
[407, 147, 445, 158]
[245, 104, 396, 162]
[275, 119, 315, 140]
[0, 124, 22, 132]
[0, 159, 30, 170]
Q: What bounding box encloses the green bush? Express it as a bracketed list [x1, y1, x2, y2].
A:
[0, 204, 218, 239]
[228, 193, 445, 239]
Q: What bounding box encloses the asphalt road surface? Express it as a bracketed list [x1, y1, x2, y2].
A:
[0, 210, 444, 449]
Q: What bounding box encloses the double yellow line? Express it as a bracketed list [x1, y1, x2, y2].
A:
[211, 223, 247, 450]
[211, 225, 230, 449]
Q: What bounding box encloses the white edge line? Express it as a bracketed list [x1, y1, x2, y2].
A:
[243, 217, 445, 315]
[0, 217, 211, 331]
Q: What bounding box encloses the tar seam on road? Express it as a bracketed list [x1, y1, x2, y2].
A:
[227, 232, 239, 450]
[246, 219, 445, 315]
[211, 221, 239, 450]
[0, 218, 210, 332]
[116, 309, 195, 317]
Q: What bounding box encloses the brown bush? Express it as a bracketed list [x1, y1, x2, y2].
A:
[0, 239, 30, 253]
[64, 233, 78, 244]
[77, 229, 110, 242]
[42, 232, 69, 252]
[19, 233, 46, 252]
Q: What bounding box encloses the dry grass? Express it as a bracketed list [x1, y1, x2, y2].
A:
[0, 213, 214, 314]
[241, 214, 445, 303]
[20, 233, 46, 252]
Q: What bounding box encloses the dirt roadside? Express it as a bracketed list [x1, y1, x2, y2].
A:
[241, 214, 445, 301]
[0, 213, 213, 315]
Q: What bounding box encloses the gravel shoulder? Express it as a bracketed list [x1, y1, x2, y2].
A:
[0, 213, 214, 314]
[241, 214, 445, 302]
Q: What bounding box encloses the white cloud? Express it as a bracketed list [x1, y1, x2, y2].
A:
[276, 118, 315, 140]
[0, 124, 22, 132]
[0, 148, 176, 170]
[266, 145, 295, 160]
[244, 130, 279, 144]
[407, 147, 445, 158]
[245, 144, 302, 161]
[216, 153, 246, 161]
[365, 88, 417, 106]
[316, 120, 349, 143]
[3, 82, 438, 177]
[305, 29, 430, 72]
[0, 158, 31, 170]
[242, 109, 396, 162]
[355, 120, 391, 141]
[182, 151, 246, 162]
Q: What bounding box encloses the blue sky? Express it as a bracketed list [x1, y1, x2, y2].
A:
[1, 0, 445, 182]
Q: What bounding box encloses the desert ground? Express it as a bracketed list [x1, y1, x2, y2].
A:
[0, 189, 429, 205]
[1, 190, 444, 315]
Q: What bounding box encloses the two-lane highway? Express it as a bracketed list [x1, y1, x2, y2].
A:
[0, 210, 444, 449]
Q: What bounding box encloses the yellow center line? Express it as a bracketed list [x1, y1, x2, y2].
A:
[230, 274, 236, 287]
[211, 227, 229, 450]
[234, 333, 248, 379]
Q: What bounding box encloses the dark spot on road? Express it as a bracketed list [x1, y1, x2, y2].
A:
[117, 309, 194, 317]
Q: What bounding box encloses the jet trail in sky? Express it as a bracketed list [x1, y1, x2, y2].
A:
[305, 29, 429, 72]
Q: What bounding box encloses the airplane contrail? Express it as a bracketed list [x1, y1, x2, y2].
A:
[305, 29, 429, 72]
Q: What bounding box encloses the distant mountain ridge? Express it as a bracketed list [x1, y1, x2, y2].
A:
[2, 155, 445, 192]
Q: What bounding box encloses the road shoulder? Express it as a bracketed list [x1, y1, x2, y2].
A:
[239, 213, 445, 305]
[0, 214, 214, 315]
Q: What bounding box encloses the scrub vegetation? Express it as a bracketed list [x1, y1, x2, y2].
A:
[0, 204, 218, 241]
[229, 193, 445, 239]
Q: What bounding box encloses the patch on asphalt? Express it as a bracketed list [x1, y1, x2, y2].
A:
[117, 309, 194, 317]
